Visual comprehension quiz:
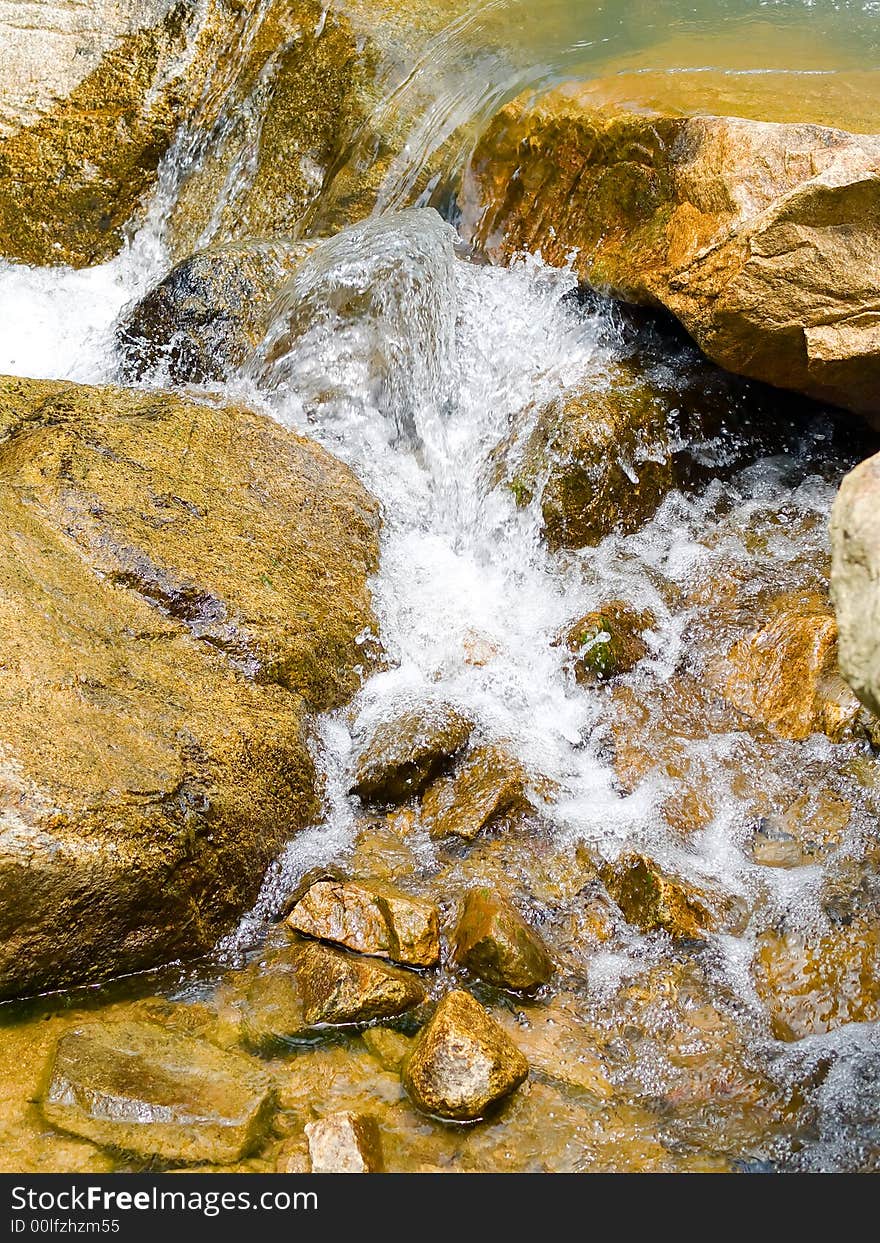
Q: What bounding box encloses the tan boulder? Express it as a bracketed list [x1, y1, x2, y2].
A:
[296, 941, 427, 1027]
[352, 703, 473, 806]
[561, 602, 655, 684]
[0, 375, 379, 998]
[41, 1021, 276, 1164]
[305, 1112, 383, 1173]
[452, 888, 553, 992]
[724, 593, 862, 742]
[287, 878, 440, 967]
[403, 990, 529, 1122]
[462, 88, 880, 421]
[421, 743, 531, 841]
[831, 453, 880, 717]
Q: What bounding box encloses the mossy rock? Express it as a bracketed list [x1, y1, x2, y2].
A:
[562, 602, 655, 684]
[0, 375, 380, 999]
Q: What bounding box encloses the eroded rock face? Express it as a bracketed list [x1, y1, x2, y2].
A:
[421, 743, 531, 841]
[403, 990, 529, 1121]
[352, 703, 473, 806]
[305, 1112, 383, 1173]
[41, 1022, 276, 1164]
[116, 240, 315, 384]
[452, 888, 553, 992]
[0, 0, 245, 266]
[463, 89, 880, 421]
[831, 454, 880, 717]
[724, 593, 862, 742]
[287, 878, 440, 967]
[0, 376, 379, 998]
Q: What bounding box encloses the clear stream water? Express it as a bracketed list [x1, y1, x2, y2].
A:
[2, 0, 880, 1173]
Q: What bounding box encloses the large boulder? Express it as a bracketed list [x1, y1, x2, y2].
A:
[462, 87, 880, 421]
[0, 375, 379, 998]
[0, 0, 243, 266]
[831, 453, 880, 717]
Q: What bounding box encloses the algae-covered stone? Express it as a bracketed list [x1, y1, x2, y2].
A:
[601, 853, 740, 940]
[831, 452, 880, 717]
[116, 240, 315, 385]
[498, 364, 674, 550]
[403, 990, 529, 1122]
[352, 704, 473, 806]
[562, 602, 655, 684]
[0, 0, 243, 267]
[41, 1021, 276, 1164]
[421, 743, 531, 841]
[305, 1112, 383, 1173]
[287, 878, 440, 967]
[463, 87, 880, 421]
[0, 375, 379, 999]
[752, 920, 880, 1041]
[452, 889, 553, 992]
[297, 941, 426, 1027]
[724, 593, 862, 742]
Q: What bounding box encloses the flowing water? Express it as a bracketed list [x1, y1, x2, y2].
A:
[2, 0, 880, 1174]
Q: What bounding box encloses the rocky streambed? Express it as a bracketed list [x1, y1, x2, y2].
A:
[2, 0, 880, 1175]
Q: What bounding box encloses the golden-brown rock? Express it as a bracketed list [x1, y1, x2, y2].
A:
[562, 602, 655, 684]
[352, 703, 473, 806]
[287, 878, 440, 967]
[305, 1112, 383, 1173]
[462, 88, 880, 421]
[831, 452, 880, 717]
[0, 375, 379, 999]
[452, 888, 553, 992]
[601, 853, 743, 939]
[724, 593, 862, 742]
[41, 1021, 276, 1165]
[403, 990, 529, 1121]
[296, 941, 426, 1027]
[421, 743, 531, 841]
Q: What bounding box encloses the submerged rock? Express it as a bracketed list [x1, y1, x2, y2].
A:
[724, 593, 862, 742]
[352, 704, 474, 806]
[463, 87, 880, 421]
[498, 364, 674, 549]
[305, 1112, 383, 1173]
[831, 453, 880, 718]
[296, 941, 427, 1027]
[561, 602, 655, 684]
[287, 878, 440, 968]
[0, 0, 242, 266]
[421, 743, 532, 841]
[0, 376, 379, 999]
[41, 1022, 276, 1164]
[601, 853, 743, 940]
[116, 240, 315, 385]
[403, 990, 529, 1122]
[452, 888, 553, 992]
[361, 1026, 415, 1072]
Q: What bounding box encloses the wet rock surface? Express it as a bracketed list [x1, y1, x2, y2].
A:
[832, 451, 880, 717]
[403, 990, 530, 1121]
[562, 602, 655, 685]
[352, 704, 474, 806]
[305, 1112, 383, 1173]
[287, 878, 440, 967]
[452, 889, 553, 992]
[421, 744, 532, 841]
[41, 1022, 276, 1165]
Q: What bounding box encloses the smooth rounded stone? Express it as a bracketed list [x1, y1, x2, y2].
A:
[600, 853, 746, 940]
[305, 1112, 383, 1173]
[41, 1021, 276, 1165]
[403, 990, 529, 1122]
[462, 86, 880, 422]
[421, 743, 531, 841]
[831, 453, 880, 718]
[297, 941, 427, 1027]
[561, 602, 655, 685]
[752, 919, 880, 1041]
[452, 888, 553, 993]
[116, 240, 315, 385]
[495, 363, 674, 550]
[0, 0, 242, 266]
[0, 376, 380, 999]
[351, 703, 474, 806]
[287, 878, 440, 968]
[724, 592, 863, 742]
